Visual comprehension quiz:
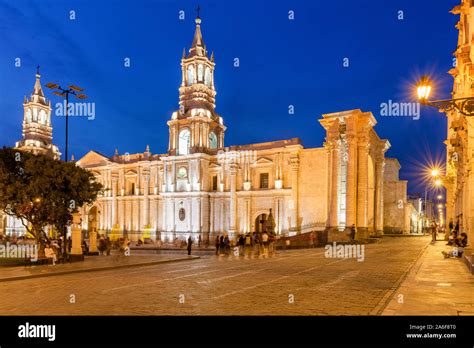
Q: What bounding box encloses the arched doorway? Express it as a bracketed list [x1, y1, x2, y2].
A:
[255, 214, 268, 233]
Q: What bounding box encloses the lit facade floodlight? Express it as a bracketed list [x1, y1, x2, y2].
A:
[417, 76, 432, 101]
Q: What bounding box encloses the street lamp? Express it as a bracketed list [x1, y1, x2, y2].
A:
[417, 75, 474, 116]
[45, 82, 87, 162]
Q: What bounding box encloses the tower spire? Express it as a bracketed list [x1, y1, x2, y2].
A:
[188, 6, 206, 58]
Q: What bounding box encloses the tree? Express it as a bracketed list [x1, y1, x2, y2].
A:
[0, 147, 103, 253]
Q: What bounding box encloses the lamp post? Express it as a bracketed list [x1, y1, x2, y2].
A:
[44, 82, 87, 260]
[417, 75, 474, 116]
[44, 82, 87, 162]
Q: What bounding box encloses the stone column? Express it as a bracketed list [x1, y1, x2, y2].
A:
[345, 136, 357, 227]
[229, 164, 237, 238]
[356, 139, 369, 239]
[374, 150, 385, 236]
[89, 212, 98, 254]
[328, 142, 339, 228]
[71, 213, 83, 256]
[143, 173, 150, 227]
[111, 174, 118, 227]
[289, 155, 300, 233]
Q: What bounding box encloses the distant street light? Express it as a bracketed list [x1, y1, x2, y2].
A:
[45, 82, 87, 162]
[417, 75, 474, 116]
[431, 168, 440, 177]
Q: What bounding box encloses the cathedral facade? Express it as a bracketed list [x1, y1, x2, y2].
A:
[1, 15, 414, 244]
[74, 16, 391, 244]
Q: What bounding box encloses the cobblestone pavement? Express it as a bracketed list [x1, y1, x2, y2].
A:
[0, 237, 430, 315]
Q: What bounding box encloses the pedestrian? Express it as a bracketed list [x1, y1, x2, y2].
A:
[244, 232, 252, 257]
[187, 235, 193, 256]
[82, 239, 89, 255]
[44, 243, 57, 265]
[67, 236, 72, 254]
[198, 234, 201, 248]
[98, 236, 106, 255]
[215, 235, 220, 255]
[105, 236, 112, 256]
[262, 231, 269, 257]
[219, 235, 225, 256]
[350, 224, 356, 242]
[224, 234, 230, 256]
[238, 234, 245, 256]
[431, 221, 437, 242]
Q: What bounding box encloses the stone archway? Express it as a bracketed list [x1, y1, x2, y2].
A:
[255, 213, 268, 233]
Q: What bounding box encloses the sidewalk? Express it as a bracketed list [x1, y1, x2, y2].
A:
[0, 252, 200, 283]
[383, 237, 474, 315]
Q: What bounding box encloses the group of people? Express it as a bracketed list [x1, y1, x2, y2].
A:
[97, 235, 112, 256]
[214, 232, 276, 258]
[441, 217, 469, 258]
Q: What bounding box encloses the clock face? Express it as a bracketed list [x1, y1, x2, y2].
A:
[178, 167, 187, 178]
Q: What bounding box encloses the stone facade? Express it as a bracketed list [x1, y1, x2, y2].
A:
[383, 158, 421, 234]
[445, 0, 474, 244]
[2, 15, 404, 245]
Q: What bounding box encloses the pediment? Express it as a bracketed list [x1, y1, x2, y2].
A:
[125, 169, 138, 177]
[255, 157, 273, 165]
[76, 150, 111, 168]
[209, 162, 221, 169]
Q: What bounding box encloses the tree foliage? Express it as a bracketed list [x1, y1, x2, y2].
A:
[0, 147, 103, 244]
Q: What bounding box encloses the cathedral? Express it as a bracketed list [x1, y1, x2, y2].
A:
[2, 15, 419, 244]
[75, 15, 392, 244]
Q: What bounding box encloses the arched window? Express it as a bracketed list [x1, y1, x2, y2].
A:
[209, 131, 218, 149]
[187, 65, 194, 86]
[205, 67, 211, 87]
[26, 109, 32, 123]
[178, 129, 191, 155]
[32, 108, 38, 121]
[39, 110, 46, 125]
[198, 64, 204, 82]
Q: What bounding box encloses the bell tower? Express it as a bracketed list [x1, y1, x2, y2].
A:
[15, 67, 60, 159]
[168, 10, 226, 156]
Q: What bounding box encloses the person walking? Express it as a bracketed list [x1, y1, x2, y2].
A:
[187, 235, 193, 256]
[238, 234, 245, 256]
[262, 231, 269, 257]
[105, 236, 112, 256]
[219, 235, 225, 256]
[244, 232, 252, 257]
[431, 221, 437, 242]
[224, 234, 230, 256]
[350, 224, 356, 242]
[215, 235, 220, 255]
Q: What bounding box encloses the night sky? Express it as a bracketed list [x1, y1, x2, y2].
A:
[0, 0, 459, 194]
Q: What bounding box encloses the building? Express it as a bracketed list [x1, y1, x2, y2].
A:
[445, 0, 474, 243]
[75, 15, 393, 244]
[383, 158, 422, 234]
[0, 69, 60, 236]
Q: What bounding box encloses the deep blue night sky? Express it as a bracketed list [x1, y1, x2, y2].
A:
[0, 0, 459, 194]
